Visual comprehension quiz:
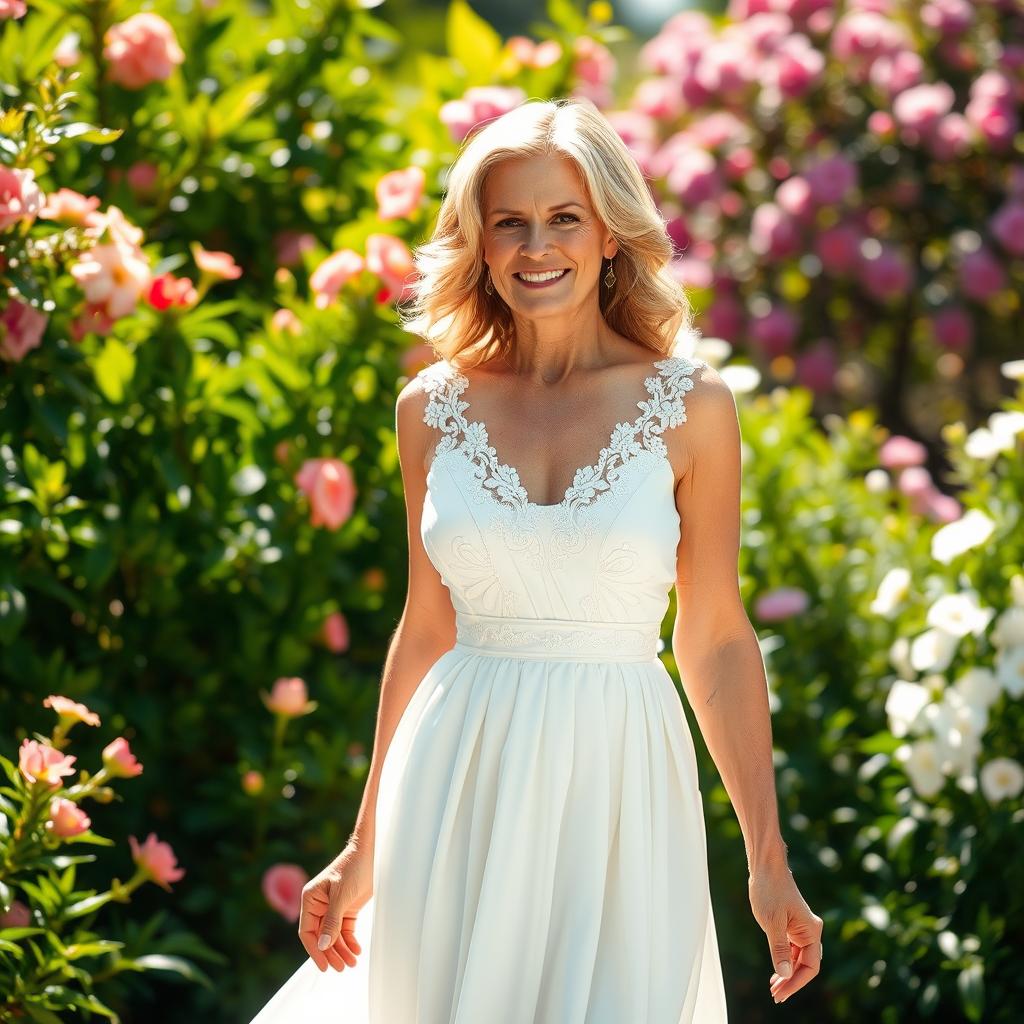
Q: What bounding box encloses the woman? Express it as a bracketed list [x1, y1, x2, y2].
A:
[249, 97, 822, 1023]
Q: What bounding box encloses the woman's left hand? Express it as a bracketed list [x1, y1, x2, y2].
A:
[747, 860, 823, 1004]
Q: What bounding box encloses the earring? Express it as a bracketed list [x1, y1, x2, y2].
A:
[603, 258, 616, 288]
[484, 270, 494, 295]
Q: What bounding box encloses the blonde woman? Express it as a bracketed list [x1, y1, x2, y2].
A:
[249, 97, 822, 1023]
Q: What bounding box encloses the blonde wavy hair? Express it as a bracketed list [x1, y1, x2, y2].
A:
[399, 96, 696, 369]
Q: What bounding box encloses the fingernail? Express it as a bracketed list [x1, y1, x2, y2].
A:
[318, 933, 332, 950]
[778, 960, 792, 978]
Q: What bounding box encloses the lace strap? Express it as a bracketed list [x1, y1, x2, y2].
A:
[635, 355, 706, 456]
[417, 360, 470, 457]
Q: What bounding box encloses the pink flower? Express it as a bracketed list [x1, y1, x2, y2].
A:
[749, 202, 801, 260]
[53, 30, 81, 67]
[0, 298, 48, 363]
[366, 233, 417, 305]
[506, 36, 562, 69]
[880, 435, 927, 470]
[271, 307, 302, 335]
[632, 77, 684, 121]
[0, 0, 28, 19]
[931, 305, 973, 351]
[795, 339, 838, 395]
[438, 86, 527, 143]
[261, 676, 316, 718]
[192, 243, 242, 281]
[925, 491, 962, 523]
[0, 901, 31, 928]
[830, 11, 908, 82]
[858, 242, 913, 302]
[804, 153, 858, 207]
[104, 13, 185, 90]
[294, 457, 357, 530]
[763, 33, 825, 100]
[573, 37, 616, 87]
[868, 49, 923, 98]
[241, 769, 264, 795]
[320, 611, 350, 653]
[694, 37, 752, 102]
[703, 292, 746, 341]
[0, 166, 45, 231]
[102, 736, 144, 779]
[42, 695, 101, 727]
[375, 166, 426, 221]
[990, 200, 1024, 258]
[750, 304, 800, 357]
[48, 797, 91, 838]
[958, 246, 1006, 301]
[921, 0, 975, 35]
[38, 187, 102, 227]
[18, 739, 76, 788]
[261, 863, 309, 922]
[310, 249, 365, 309]
[69, 206, 152, 319]
[898, 465, 934, 499]
[927, 113, 974, 161]
[147, 273, 198, 311]
[892, 82, 955, 137]
[666, 147, 722, 207]
[965, 71, 1018, 150]
[129, 832, 185, 891]
[754, 587, 810, 622]
[125, 161, 160, 196]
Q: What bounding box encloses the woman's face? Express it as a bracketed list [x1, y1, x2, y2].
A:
[479, 153, 618, 316]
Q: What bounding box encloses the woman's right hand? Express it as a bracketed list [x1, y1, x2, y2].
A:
[297, 840, 373, 972]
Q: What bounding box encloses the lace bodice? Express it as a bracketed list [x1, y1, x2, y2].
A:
[416, 354, 707, 640]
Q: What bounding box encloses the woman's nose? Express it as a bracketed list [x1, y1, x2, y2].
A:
[518, 224, 553, 257]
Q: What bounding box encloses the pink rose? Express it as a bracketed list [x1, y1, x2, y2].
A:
[703, 292, 746, 341]
[754, 587, 810, 622]
[927, 113, 974, 161]
[750, 304, 800, 357]
[749, 202, 801, 260]
[795, 339, 838, 395]
[990, 200, 1024, 258]
[38, 187, 102, 227]
[49, 797, 91, 838]
[0, 299, 48, 363]
[310, 249, 365, 309]
[815, 222, 863, 277]
[930, 305, 973, 351]
[294, 457, 357, 530]
[958, 247, 1006, 301]
[868, 49, 923, 98]
[375, 166, 426, 221]
[880, 435, 928, 470]
[18, 739, 76, 788]
[804, 153, 858, 207]
[261, 863, 309, 922]
[921, 0, 975, 35]
[666, 147, 722, 207]
[102, 736, 144, 779]
[42, 694, 101, 727]
[321, 611, 350, 653]
[764, 34, 825, 100]
[261, 676, 316, 718]
[104, 13, 185, 90]
[366, 233, 417, 305]
[438, 86, 527, 143]
[858, 242, 913, 302]
[0, 166, 45, 231]
[892, 82, 955, 137]
[0, 0, 28, 19]
[129, 832, 185, 891]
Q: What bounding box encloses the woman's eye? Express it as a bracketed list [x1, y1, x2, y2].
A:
[495, 214, 579, 227]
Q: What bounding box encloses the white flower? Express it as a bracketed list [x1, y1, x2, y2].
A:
[889, 636, 915, 677]
[953, 667, 1001, 709]
[931, 509, 996, 564]
[719, 363, 760, 394]
[910, 627, 959, 673]
[989, 410, 1024, 443]
[995, 645, 1024, 697]
[925, 592, 995, 639]
[1011, 574, 1024, 607]
[979, 757, 1024, 803]
[864, 468, 890, 493]
[964, 427, 1010, 460]
[896, 739, 945, 798]
[924, 689, 987, 775]
[991, 607, 1024, 649]
[1000, 358, 1024, 381]
[871, 567, 912, 616]
[885, 679, 931, 737]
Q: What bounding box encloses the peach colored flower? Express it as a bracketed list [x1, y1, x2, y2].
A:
[270, 308, 302, 335]
[102, 736, 144, 779]
[191, 242, 242, 281]
[507, 36, 563, 69]
[262, 863, 309, 921]
[147, 273, 198, 311]
[0, 299, 48, 363]
[69, 303, 117, 342]
[125, 161, 160, 195]
[53, 30, 81, 67]
[43, 694, 101, 727]
[0, 166, 45, 231]
[0, 900, 31, 928]
[294, 457, 357, 530]
[309, 249, 365, 309]
[375, 166, 426, 221]
[320, 611, 349, 653]
[365, 233, 417, 305]
[1, 0, 28, 19]
[129, 832, 185, 891]
[48, 797, 92, 838]
[69, 206, 152, 320]
[438, 85, 527, 143]
[261, 676, 317, 718]
[241, 770, 265, 795]
[104, 13, 185, 90]
[38, 187, 102, 227]
[18, 739, 77, 788]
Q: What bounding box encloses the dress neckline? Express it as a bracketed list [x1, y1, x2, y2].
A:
[431, 355, 702, 513]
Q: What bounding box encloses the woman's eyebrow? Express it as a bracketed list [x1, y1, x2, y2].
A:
[488, 201, 586, 215]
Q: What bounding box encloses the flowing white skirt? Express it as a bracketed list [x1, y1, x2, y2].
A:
[247, 646, 728, 1023]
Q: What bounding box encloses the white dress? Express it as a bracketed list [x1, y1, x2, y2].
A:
[248, 353, 728, 1023]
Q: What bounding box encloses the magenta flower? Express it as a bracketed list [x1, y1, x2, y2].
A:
[750, 304, 800, 357]
[989, 200, 1024, 258]
[958, 246, 1006, 301]
[750, 202, 802, 260]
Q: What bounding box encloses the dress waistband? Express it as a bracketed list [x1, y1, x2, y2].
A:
[453, 611, 663, 663]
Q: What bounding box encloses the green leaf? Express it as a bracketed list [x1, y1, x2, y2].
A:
[131, 953, 213, 986]
[957, 962, 984, 1022]
[0, 575, 27, 643]
[446, 0, 503, 83]
[41, 123, 123, 144]
[93, 337, 136, 404]
[24, 1003, 63, 1024]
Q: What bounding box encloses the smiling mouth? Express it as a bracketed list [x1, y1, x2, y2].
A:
[513, 269, 570, 282]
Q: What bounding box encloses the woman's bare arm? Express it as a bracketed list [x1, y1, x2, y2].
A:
[347, 372, 457, 856]
[670, 366, 787, 874]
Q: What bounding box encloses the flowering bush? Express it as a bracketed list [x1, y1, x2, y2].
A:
[0, 696, 217, 1021]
